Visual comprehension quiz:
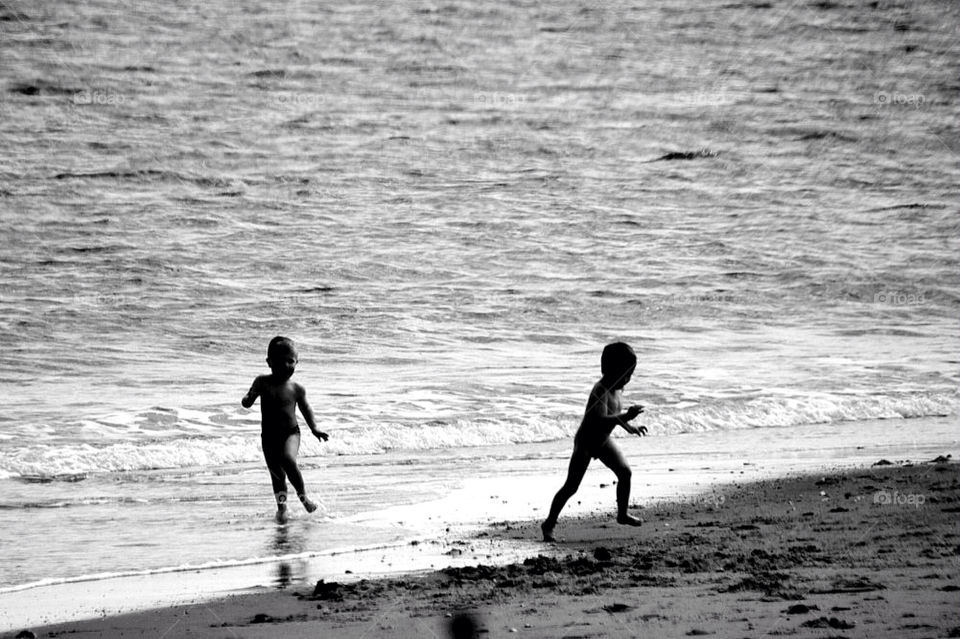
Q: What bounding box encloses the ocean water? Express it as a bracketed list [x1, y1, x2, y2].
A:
[0, 0, 958, 609]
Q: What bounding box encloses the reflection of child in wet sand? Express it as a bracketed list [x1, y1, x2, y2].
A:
[242, 336, 329, 523]
[542, 342, 647, 542]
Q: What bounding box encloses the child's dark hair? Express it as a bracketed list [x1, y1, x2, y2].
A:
[267, 336, 296, 359]
[601, 342, 636, 379]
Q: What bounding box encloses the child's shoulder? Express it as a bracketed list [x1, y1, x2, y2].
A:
[589, 379, 610, 396]
[253, 373, 284, 390]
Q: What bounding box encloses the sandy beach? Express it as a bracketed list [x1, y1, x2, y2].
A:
[13, 458, 957, 639]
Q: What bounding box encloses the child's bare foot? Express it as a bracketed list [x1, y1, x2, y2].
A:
[299, 495, 318, 513]
[274, 492, 289, 523]
[541, 521, 557, 542]
[617, 514, 642, 527]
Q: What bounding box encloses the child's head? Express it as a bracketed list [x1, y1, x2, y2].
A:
[267, 336, 298, 379]
[601, 342, 636, 388]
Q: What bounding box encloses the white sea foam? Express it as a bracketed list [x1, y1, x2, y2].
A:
[648, 392, 957, 433]
[2, 392, 953, 479]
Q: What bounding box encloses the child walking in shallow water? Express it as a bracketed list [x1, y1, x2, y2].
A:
[542, 342, 647, 542]
[243, 336, 329, 523]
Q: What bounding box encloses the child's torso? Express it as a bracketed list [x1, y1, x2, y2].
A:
[259, 378, 300, 434]
[575, 383, 621, 443]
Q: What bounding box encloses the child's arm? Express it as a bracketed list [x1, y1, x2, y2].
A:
[296, 384, 329, 442]
[241, 377, 262, 408]
[620, 405, 648, 436]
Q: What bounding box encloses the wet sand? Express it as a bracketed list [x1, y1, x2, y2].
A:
[13, 458, 958, 639]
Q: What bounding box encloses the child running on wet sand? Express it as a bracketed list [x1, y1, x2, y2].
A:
[243, 336, 329, 523]
[542, 342, 647, 542]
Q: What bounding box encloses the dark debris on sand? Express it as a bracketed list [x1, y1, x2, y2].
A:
[721, 571, 803, 600]
[800, 616, 856, 629]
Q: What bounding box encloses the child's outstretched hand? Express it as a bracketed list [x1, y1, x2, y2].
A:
[625, 404, 644, 420]
[627, 424, 649, 437]
[314, 430, 329, 442]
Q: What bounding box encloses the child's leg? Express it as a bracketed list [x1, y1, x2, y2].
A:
[595, 441, 641, 526]
[277, 433, 318, 512]
[262, 440, 290, 523]
[542, 446, 591, 540]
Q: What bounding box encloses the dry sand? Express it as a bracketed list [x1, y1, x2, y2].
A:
[13, 459, 958, 639]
